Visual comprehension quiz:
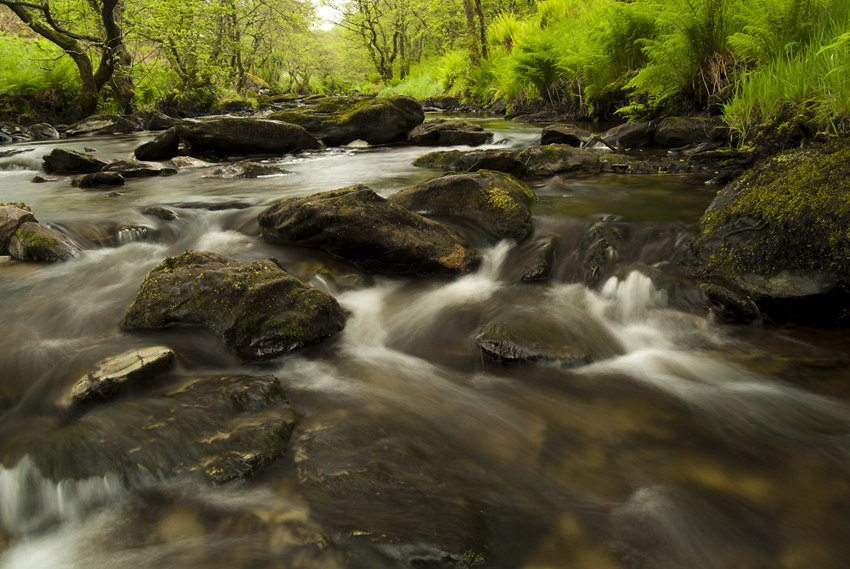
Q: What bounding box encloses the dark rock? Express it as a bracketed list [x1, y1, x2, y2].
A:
[388, 171, 537, 239]
[28, 123, 60, 140]
[134, 128, 180, 161]
[65, 114, 138, 137]
[599, 121, 656, 150]
[259, 185, 480, 275]
[43, 148, 108, 174]
[144, 112, 176, 131]
[413, 149, 528, 178]
[0, 147, 32, 158]
[9, 222, 79, 262]
[511, 111, 562, 123]
[214, 98, 254, 113]
[420, 95, 460, 110]
[599, 154, 636, 173]
[702, 282, 761, 323]
[103, 159, 178, 178]
[540, 124, 592, 147]
[207, 160, 289, 179]
[519, 237, 556, 281]
[655, 117, 727, 147]
[72, 172, 125, 188]
[518, 145, 601, 177]
[269, 96, 424, 146]
[408, 119, 492, 146]
[175, 117, 321, 157]
[142, 206, 178, 221]
[414, 145, 601, 178]
[31, 175, 59, 183]
[122, 251, 346, 361]
[68, 346, 176, 404]
[0, 204, 36, 255]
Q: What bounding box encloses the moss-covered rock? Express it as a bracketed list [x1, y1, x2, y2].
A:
[689, 144, 850, 313]
[9, 222, 79, 262]
[412, 149, 528, 178]
[175, 117, 321, 157]
[388, 171, 537, 240]
[122, 251, 346, 361]
[72, 171, 125, 188]
[413, 145, 600, 178]
[268, 96, 424, 146]
[258, 185, 480, 275]
[408, 118, 492, 146]
[0, 204, 36, 255]
[517, 145, 601, 177]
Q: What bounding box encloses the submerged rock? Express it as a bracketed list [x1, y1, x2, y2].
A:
[408, 118, 492, 146]
[175, 117, 321, 157]
[122, 251, 346, 361]
[8, 222, 79, 262]
[69, 346, 176, 404]
[259, 185, 480, 275]
[207, 160, 289, 179]
[269, 96, 424, 146]
[42, 148, 108, 174]
[0, 204, 36, 255]
[102, 159, 178, 178]
[388, 171, 537, 239]
[142, 206, 178, 221]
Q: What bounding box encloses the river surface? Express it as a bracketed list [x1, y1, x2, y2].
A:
[0, 115, 848, 569]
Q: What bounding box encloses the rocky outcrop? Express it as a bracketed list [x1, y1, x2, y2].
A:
[69, 346, 176, 404]
[207, 160, 289, 179]
[688, 145, 850, 323]
[269, 96, 424, 146]
[102, 159, 178, 178]
[175, 117, 321, 157]
[0, 204, 36, 254]
[122, 251, 346, 360]
[8, 222, 79, 262]
[134, 128, 180, 161]
[258, 185, 480, 275]
[408, 118, 492, 146]
[655, 116, 727, 147]
[540, 124, 592, 147]
[65, 114, 139, 137]
[388, 171, 537, 239]
[42, 148, 108, 174]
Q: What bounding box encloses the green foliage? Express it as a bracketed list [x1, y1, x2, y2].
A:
[0, 34, 79, 118]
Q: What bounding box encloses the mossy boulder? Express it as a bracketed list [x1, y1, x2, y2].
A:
[408, 118, 492, 146]
[268, 96, 424, 146]
[412, 149, 528, 178]
[175, 117, 321, 157]
[258, 185, 480, 275]
[413, 146, 601, 178]
[517, 145, 601, 177]
[689, 144, 850, 314]
[42, 148, 108, 174]
[8, 222, 79, 262]
[122, 251, 346, 361]
[206, 160, 289, 179]
[0, 204, 36, 254]
[655, 116, 727, 147]
[388, 171, 537, 239]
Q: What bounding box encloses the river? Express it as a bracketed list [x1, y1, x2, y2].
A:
[0, 115, 848, 569]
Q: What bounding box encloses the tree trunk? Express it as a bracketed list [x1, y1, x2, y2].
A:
[462, 0, 480, 65]
[473, 0, 487, 59]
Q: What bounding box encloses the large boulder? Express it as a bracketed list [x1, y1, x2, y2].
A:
[408, 118, 492, 146]
[517, 145, 601, 177]
[388, 171, 537, 239]
[412, 149, 528, 178]
[134, 127, 180, 161]
[0, 204, 36, 254]
[42, 148, 108, 174]
[28, 123, 60, 140]
[598, 121, 656, 150]
[413, 146, 601, 178]
[8, 222, 79, 262]
[269, 96, 424, 146]
[68, 346, 176, 404]
[540, 124, 592, 147]
[122, 251, 346, 361]
[175, 117, 321, 157]
[655, 116, 727, 147]
[102, 159, 178, 178]
[258, 185, 480, 275]
[65, 114, 138, 137]
[688, 145, 850, 322]
[72, 171, 125, 188]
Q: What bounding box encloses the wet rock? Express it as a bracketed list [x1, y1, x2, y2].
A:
[144, 112, 176, 131]
[28, 123, 60, 140]
[655, 116, 727, 147]
[65, 114, 138, 137]
[702, 282, 761, 324]
[122, 251, 346, 361]
[207, 160, 289, 179]
[540, 124, 592, 147]
[408, 119, 492, 146]
[176, 117, 321, 157]
[519, 237, 556, 281]
[29, 373, 296, 484]
[518, 145, 601, 177]
[102, 159, 178, 178]
[688, 144, 850, 322]
[134, 127, 180, 161]
[258, 185, 480, 275]
[599, 154, 636, 174]
[214, 98, 254, 113]
[269, 96, 424, 146]
[388, 171, 537, 239]
[0, 147, 32, 158]
[31, 175, 59, 183]
[143, 206, 178, 221]
[420, 95, 460, 110]
[69, 346, 176, 404]
[413, 149, 528, 178]
[42, 148, 108, 174]
[72, 172, 126, 188]
[0, 204, 36, 255]
[599, 121, 656, 150]
[170, 156, 211, 168]
[8, 222, 79, 262]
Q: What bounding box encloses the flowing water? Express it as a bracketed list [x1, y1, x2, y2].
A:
[0, 116, 848, 569]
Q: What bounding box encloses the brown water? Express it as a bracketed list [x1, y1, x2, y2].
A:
[0, 116, 848, 569]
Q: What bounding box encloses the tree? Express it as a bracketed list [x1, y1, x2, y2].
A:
[0, 0, 133, 117]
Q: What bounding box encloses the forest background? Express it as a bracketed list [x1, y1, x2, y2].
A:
[1, 0, 849, 146]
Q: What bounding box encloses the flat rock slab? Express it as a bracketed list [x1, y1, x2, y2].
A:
[413, 149, 528, 178]
[65, 114, 138, 137]
[69, 346, 176, 404]
[122, 251, 346, 361]
[388, 171, 537, 239]
[206, 160, 289, 179]
[0, 204, 36, 255]
[540, 124, 592, 146]
[258, 185, 480, 275]
[43, 148, 108, 174]
[103, 159, 178, 178]
[9, 222, 79, 262]
[72, 172, 125, 188]
[408, 118, 492, 146]
[413, 145, 601, 178]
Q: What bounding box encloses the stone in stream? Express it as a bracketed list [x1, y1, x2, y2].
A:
[42, 148, 108, 174]
[407, 118, 492, 146]
[518, 236, 556, 281]
[268, 96, 424, 146]
[122, 251, 346, 361]
[8, 222, 79, 262]
[134, 127, 180, 161]
[413, 145, 601, 178]
[258, 185, 480, 275]
[540, 124, 592, 147]
[72, 171, 125, 188]
[102, 159, 178, 178]
[28, 123, 60, 141]
[65, 114, 139, 137]
[206, 160, 289, 179]
[413, 149, 529, 178]
[0, 204, 36, 255]
[142, 206, 179, 221]
[68, 346, 176, 404]
[598, 121, 656, 150]
[175, 117, 322, 157]
[388, 171, 538, 240]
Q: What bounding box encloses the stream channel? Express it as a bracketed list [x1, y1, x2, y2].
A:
[0, 115, 848, 569]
